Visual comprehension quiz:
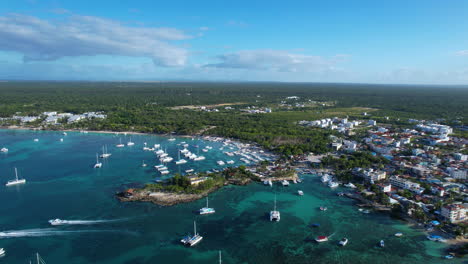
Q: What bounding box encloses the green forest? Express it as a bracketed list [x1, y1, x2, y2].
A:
[0, 81, 466, 157]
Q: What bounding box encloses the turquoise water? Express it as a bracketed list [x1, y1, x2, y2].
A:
[0, 129, 460, 263]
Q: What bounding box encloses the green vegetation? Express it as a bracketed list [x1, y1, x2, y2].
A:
[143, 173, 225, 194]
[0, 81, 466, 157]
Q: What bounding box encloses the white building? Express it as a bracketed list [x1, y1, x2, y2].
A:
[360, 169, 386, 182]
[389, 176, 424, 194]
[441, 204, 466, 223]
[368, 120, 377, 126]
[448, 169, 467, 180]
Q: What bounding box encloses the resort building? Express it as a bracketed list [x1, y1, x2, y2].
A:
[441, 204, 466, 223]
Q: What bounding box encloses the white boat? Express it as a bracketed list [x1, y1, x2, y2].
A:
[155, 149, 165, 155]
[185, 169, 195, 173]
[100, 146, 112, 158]
[160, 170, 170, 175]
[155, 164, 165, 169]
[394, 232, 403, 237]
[159, 153, 169, 158]
[263, 180, 270, 186]
[127, 139, 135, 146]
[0, 147, 8, 153]
[328, 181, 339, 188]
[344, 182, 356, 188]
[176, 159, 188, 165]
[141, 160, 147, 167]
[379, 240, 385, 247]
[226, 160, 235, 164]
[35, 252, 46, 264]
[180, 148, 189, 154]
[339, 238, 348, 246]
[59, 138, 64, 142]
[270, 196, 280, 221]
[116, 138, 124, 148]
[181, 221, 203, 246]
[48, 219, 67, 225]
[93, 153, 102, 168]
[194, 156, 205, 161]
[0, 248, 4, 256]
[5, 167, 26, 186]
[157, 166, 168, 171]
[199, 197, 216, 215]
[321, 174, 331, 183]
[268, 180, 273, 187]
[315, 236, 328, 242]
[202, 148, 208, 152]
[161, 157, 173, 163]
[154, 144, 161, 149]
[281, 180, 289, 186]
[34, 138, 39, 142]
[63, 132, 67, 136]
[205, 146, 213, 150]
[168, 138, 176, 142]
[217, 160, 225, 166]
[298, 190, 304, 196]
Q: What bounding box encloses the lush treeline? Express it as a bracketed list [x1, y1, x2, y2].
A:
[0, 81, 466, 157]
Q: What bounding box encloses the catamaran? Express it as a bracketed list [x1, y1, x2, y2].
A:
[100, 145, 112, 158]
[5, 167, 26, 186]
[93, 153, 102, 168]
[116, 138, 124, 148]
[181, 221, 203, 246]
[270, 195, 280, 221]
[199, 197, 216, 215]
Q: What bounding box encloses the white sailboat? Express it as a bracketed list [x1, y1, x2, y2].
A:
[270, 195, 280, 221]
[100, 145, 112, 158]
[0, 147, 8, 153]
[127, 138, 135, 146]
[34, 253, 46, 264]
[218, 251, 222, 264]
[94, 153, 102, 168]
[5, 167, 26, 186]
[141, 160, 147, 167]
[116, 138, 124, 148]
[175, 151, 187, 165]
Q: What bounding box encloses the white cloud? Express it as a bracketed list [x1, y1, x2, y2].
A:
[0, 13, 191, 67]
[204, 49, 340, 72]
[456, 50, 468, 56]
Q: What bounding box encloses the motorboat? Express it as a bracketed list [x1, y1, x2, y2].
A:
[394, 232, 403, 237]
[328, 181, 339, 188]
[339, 238, 348, 246]
[217, 160, 225, 166]
[379, 240, 385, 247]
[49, 219, 67, 225]
[1, 147, 8, 153]
[319, 206, 328, 211]
[315, 236, 328, 242]
[298, 190, 304, 196]
[281, 180, 289, 186]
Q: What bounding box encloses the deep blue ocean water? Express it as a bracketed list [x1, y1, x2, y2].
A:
[0, 129, 461, 263]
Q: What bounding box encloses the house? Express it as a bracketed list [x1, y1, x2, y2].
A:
[377, 183, 392, 193]
[189, 176, 208, 185]
[441, 204, 466, 223]
[368, 120, 377, 126]
[454, 153, 467, 161]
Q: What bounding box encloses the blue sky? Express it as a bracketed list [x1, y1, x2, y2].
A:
[0, 0, 468, 84]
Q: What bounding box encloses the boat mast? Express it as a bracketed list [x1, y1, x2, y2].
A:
[194, 221, 197, 236]
[15, 167, 18, 181]
[219, 250, 222, 264]
[206, 197, 209, 207]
